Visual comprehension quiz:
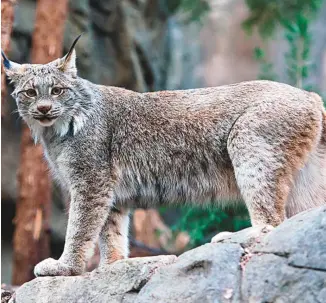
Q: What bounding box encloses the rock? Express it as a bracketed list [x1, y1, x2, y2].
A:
[242, 254, 326, 303]
[11, 206, 326, 303]
[242, 206, 326, 303]
[254, 206, 326, 270]
[210, 225, 273, 247]
[14, 256, 177, 303]
[136, 243, 243, 303]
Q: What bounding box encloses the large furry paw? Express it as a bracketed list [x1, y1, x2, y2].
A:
[34, 258, 83, 277]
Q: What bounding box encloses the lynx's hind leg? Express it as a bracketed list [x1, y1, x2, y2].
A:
[98, 207, 130, 267]
[229, 144, 288, 226]
[227, 101, 321, 227]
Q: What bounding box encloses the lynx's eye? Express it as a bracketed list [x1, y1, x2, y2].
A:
[51, 87, 63, 96]
[25, 89, 37, 98]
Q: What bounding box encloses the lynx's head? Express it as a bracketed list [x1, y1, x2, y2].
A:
[2, 35, 92, 139]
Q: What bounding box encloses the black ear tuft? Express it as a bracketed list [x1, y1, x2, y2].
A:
[65, 33, 83, 63]
[2, 50, 11, 69]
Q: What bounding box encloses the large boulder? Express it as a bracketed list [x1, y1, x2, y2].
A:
[6, 206, 326, 303]
[242, 206, 326, 303]
[13, 256, 177, 303]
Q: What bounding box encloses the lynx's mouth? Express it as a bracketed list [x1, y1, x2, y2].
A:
[34, 116, 58, 127]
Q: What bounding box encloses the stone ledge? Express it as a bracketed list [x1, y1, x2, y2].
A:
[4, 206, 325, 303]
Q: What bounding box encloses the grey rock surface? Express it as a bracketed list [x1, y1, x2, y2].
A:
[242, 254, 326, 303]
[136, 243, 243, 303]
[211, 224, 273, 247]
[242, 206, 326, 303]
[14, 256, 177, 303]
[254, 206, 326, 270]
[9, 206, 326, 303]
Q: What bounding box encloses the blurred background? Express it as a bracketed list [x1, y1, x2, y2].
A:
[2, 0, 326, 285]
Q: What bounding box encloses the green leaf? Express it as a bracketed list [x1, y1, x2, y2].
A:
[301, 65, 308, 78]
[285, 33, 295, 42]
[302, 47, 310, 60]
[254, 47, 265, 60]
[281, 20, 299, 33]
[296, 14, 308, 36]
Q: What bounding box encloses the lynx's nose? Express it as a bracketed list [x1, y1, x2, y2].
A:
[37, 104, 52, 114]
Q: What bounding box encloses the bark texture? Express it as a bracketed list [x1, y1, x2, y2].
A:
[12, 0, 68, 285]
[1, 0, 16, 116]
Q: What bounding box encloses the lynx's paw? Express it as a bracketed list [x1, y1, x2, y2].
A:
[211, 231, 233, 243]
[34, 258, 83, 277]
[211, 225, 275, 243]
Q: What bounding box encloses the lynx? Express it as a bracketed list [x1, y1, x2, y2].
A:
[3, 36, 326, 277]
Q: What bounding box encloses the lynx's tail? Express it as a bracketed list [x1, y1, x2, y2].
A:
[286, 92, 326, 217]
[321, 108, 326, 145]
[312, 92, 326, 144]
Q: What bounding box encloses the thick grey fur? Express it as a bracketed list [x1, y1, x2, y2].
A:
[2, 42, 326, 277]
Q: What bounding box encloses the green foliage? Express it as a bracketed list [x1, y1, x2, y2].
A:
[172, 206, 251, 247]
[243, 0, 323, 38]
[163, 0, 210, 23]
[282, 14, 316, 88]
[246, 0, 323, 90]
[253, 47, 277, 81]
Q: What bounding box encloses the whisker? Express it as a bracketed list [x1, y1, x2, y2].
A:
[15, 115, 24, 124]
[11, 108, 20, 114]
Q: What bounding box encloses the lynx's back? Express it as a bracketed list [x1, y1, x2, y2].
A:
[102, 81, 326, 220]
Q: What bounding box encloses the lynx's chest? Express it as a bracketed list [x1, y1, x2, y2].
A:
[41, 136, 76, 190]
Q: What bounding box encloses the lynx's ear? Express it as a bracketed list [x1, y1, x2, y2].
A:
[57, 34, 82, 77]
[1, 50, 24, 82]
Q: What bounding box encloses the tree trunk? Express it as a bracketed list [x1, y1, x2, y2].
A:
[12, 0, 68, 285]
[1, 0, 16, 117]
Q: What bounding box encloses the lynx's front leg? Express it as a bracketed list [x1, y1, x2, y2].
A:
[34, 187, 112, 277]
